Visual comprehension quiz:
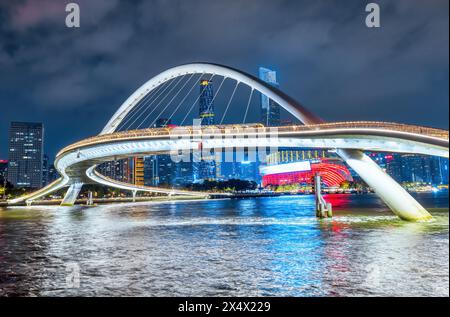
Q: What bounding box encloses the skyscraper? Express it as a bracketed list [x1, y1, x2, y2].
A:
[7, 122, 44, 188]
[196, 80, 216, 181]
[42, 154, 49, 187]
[97, 159, 132, 183]
[133, 157, 145, 186]
[199, 79, 215, 126]
[259, 67, 280, 127]
[0, 160, 8, 184]
[144, 118, 174, 186]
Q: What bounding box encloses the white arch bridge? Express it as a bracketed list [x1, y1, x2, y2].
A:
[8, 63, 449, 221]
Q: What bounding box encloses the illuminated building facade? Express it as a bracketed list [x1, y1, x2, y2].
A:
[195, 79, 216, 181]
[133, 157, 145, 186]
[7, 122, 44, 188]
[259, 67, 280, 127]
[261, 149, 352, 187]
[261, 158, 353, 187]
[0, 160, 8, 184]
[199, 79, 215, 125]
[97, 159, 133, 183]
[144, 118, 175, 186]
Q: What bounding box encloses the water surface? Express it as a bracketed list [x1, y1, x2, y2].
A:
[0, 193, 448, 297]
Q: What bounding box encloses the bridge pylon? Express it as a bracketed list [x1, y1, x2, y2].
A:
[337, 149, 432, 221]
[61, 183, 83, 206]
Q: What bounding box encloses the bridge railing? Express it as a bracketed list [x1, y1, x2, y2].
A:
[57, 121, 449, 157]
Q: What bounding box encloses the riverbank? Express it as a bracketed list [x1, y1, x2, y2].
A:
[0, 195, 207, 207]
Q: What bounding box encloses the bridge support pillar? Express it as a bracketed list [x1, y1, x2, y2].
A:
[61, 183, 83, 206]
[337, 149, 432, 221]
[314, 173, 332, 218]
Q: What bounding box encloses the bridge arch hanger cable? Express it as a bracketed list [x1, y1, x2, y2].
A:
[118, 80, 167, 131]
[149, 72, 198, 128]
[134, 74, 188, 130]
[180, 73, 216, 126]
[122, 78, 177, 131]
[166, 73, 205, 126]
[220, 80, 240, 125]
[101, 63, 325, 135]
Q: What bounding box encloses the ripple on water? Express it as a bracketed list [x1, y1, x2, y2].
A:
[0, 193, 448, 297]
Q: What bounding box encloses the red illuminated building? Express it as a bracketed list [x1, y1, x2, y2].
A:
[261, 158, 353, 187]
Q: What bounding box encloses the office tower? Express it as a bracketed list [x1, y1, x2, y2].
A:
[199, 79, 215, 126]
[0, 160, 8, 184]
[97, 159, 132, 183]
[385, 154, 403, 183]
[259, 67, 280, 127]
[401, 154, 430, 183]
[144, 118, 174, 186]
[7, 122, 44, 188]
[47, 164, 60, 183]
[173, 157, 194, 186]
[42, 154, 49, 187]
[196, 79, 216, 181]
[133, 157, 145, 186]
[431, 156, 449, 185]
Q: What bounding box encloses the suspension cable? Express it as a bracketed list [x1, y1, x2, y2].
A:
[205, 76, 227, 116]
[220, 80, 240, 124]
[180, 73, 215, 126]
[118, 82, 165, 130]
[149, 73, 197, 127]
[166, 73, 204, 125]
[123, 78, 176, 131]
[136, 74, 187, 129]
[243, 88, 254, 124]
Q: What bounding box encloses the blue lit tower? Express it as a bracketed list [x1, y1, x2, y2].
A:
[195, 79, 216, 181]
[7, 122, 44, 188]
[259, 67, 280, 127]
[199, 79, 215, 126]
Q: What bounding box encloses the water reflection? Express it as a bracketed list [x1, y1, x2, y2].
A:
[0, 193, 448, 296]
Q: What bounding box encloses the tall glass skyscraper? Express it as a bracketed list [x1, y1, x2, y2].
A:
[199, 79, 215, 125]
[259, 67, 280, 127]
[196, 80, 216, 181]
[144, 118, 174, 186]
[7, 122, 44, 188]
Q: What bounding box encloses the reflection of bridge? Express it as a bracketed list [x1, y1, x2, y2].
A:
[9, 63, 449, 221]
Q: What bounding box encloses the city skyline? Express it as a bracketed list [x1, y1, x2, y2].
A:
[0, 1, 448, 300]
[0, 0, 449, 160]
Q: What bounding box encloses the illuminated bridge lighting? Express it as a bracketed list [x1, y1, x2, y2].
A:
[9, 63, 449, 222]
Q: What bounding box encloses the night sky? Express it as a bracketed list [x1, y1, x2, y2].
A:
[0, 0, 448, 160]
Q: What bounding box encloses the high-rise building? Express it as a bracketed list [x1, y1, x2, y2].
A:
[430, 156, 449, 185]
[173, 156, 194, 186]
[401, 154, 430, 183]
[7, 122, 44, 188]
[144, 118, 175, 187]
[42, 154, 49, 187]
[0, 160, 8, 184]
[47, 164, 60, 183]
[199, 79, 215, 126]
[195, 80, 216, 181]
[97, 159, 132, 183]
[259, 67, 280, 127]
[385, 154, 403, 183]
[133, 157, 145, 186]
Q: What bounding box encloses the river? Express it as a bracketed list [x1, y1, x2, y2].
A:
[0, 192, 448, 297]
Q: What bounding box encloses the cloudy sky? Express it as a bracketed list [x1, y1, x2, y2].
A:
[0, 0, 448, 159]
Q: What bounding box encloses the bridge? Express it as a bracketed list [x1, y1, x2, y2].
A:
[8, 63, 449, 221]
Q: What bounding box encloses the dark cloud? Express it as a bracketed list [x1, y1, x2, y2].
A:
[0, 0, 448, 159]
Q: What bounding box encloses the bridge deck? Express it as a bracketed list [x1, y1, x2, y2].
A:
[58, 121, 449, 157]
